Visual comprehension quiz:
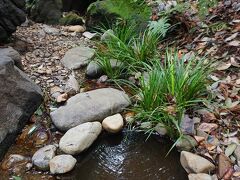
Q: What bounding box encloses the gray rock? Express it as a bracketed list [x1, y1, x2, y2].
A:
[102, 114, 124, 133]
[140, 122, 152, 129]
[176, 135, 198, 151]
[86, 61, 103, 78]
[50, 155, 76, 174]
[188, 173, 212, 180]
[154, 123, 167, 136]
[32, 145, 57, 170]
[0, 47, 22, 69]
[101, 29, 114, 41]
[0, 56, 43, 160]
[180, 151, 215, 174]
[59, 122, 102, 155]
[51, 88, 130, 131]
[42, 25, 60, 35]
[0, 0, 26, 41]
[61, 46, 95, 70]
[86, 59, 122, 78]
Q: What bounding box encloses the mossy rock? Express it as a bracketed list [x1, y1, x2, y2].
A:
[59, 12, 84, 25]
[87, 0, 151, 27]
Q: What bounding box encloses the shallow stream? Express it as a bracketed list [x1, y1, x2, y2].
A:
[61, 130, 187, 180]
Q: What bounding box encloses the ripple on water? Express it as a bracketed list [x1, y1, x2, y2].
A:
[61, 131, 187, 180]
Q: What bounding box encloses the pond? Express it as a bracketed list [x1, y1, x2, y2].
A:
[61, 130, 187, 180]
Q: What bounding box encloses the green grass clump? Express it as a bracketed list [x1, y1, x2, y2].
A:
[96, 18, 171, 79]
[88, 0, 151, 24]
[132, 51, 212, 139]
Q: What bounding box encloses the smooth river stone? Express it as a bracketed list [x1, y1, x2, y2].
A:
[59, 122, 102, 155]
[50, 88, 130, 131]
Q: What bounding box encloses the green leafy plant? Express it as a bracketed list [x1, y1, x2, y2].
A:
[132, 51, 212, 139]
[88, 0, 151, 24]
[198, 0, 218, 19]
[96, 18, 171, 79]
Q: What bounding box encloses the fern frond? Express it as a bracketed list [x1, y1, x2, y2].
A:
[148, 17, 171, 38]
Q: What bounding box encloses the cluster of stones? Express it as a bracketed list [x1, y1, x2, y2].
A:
[31, 87, 130, 174]
[28, 32, 130, 173]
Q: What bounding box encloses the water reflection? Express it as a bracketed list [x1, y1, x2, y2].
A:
[61, 131, 187, 180]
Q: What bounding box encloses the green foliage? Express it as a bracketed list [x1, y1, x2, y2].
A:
[59, 12, 84, 25]
[198, 0, 218, 19]
[96, 18, 171, 79]
[88, 0, 151, 24]
[132, 51, 212, 139]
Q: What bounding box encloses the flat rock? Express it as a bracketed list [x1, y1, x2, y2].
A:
[59, 122, 102, 155]
[83, 31, 97, 39]
[49, 155, 76, 174]
[42, 25, 60, 35]
[180, 151, 215, 173]
[51, 88, 130, 131]
[0, 56, 42, 160]
[32, 145, 57, 171]
[102, 114, 124, 133]
[188, 173, 212, 180]
[61, 46, 95, 69]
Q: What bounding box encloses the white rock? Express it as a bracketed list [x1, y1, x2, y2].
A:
[180, 151, 215, 174]
[59, 122, 102, 155]
[188, 173, 212, 180]
[102, 114, 124, 133]
[32, 145, 57, 170]
[83, 32, 97, 39]
[49, 155, 76, 174]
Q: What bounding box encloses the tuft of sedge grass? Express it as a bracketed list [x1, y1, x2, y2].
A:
[132, 50, 212, 140]
[96, 18, 171, 79]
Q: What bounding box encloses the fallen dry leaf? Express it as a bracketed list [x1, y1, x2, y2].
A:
[217, 62, 231, 71]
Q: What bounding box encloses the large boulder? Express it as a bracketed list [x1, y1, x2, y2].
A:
[51, 88, 130, 131]
[59, 122, 102, 155]
[0, 0, 26, 42]
[27, 0, 62, 24]
[0, 53, 43, 160]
